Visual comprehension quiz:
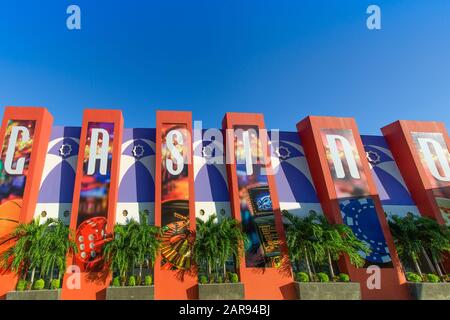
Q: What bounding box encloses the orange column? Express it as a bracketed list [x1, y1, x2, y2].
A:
[154, 111, 198, 300]
[297, 116, 409, 300]
[222, 112, 296, 300]
[61, 109, 123, 300]
[381, 121, 450, 225]
[0, 107, 53, 299]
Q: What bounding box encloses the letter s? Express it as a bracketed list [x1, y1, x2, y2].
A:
[166, 130, 184, 176]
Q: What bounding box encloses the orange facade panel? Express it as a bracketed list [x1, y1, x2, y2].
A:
[0, 107, 53, 299]
[61, 109, 123, 300]
[381, 120, 450, 225]
[154, 111, 198, 300]
[297, 116, 410, 300]
[222, 112, 296, 300]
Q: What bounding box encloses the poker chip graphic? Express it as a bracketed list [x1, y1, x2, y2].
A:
[340, 198, 392, 265]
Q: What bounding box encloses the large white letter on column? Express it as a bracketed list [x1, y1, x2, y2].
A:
[87, 128, 109, 175]
[166, 130, 184, 176]
[326, 134, 360, 179]
[4, 126, 30, 175]
[418, 137, 450, 182]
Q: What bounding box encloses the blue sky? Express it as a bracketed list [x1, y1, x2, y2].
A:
[0, 0, 449, 134]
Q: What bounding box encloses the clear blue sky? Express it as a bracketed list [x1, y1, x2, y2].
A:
[0, 0, 449, 134]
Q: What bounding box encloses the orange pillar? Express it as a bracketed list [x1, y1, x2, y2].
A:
[61, 109, 123, 300]
[297, 116, 410, 300]
[381, 121, 450, 225]
[0, 107, 53, 299]
[222, 112, 296, 300]
[154, 111, 198, 300]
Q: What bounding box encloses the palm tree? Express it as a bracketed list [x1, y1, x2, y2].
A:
[194, 215, 219, 279]
[216, 216, 247, 278]
[0, 218, 45, 288]
[103, 218, 161, 286]
[283, 210, 323, 280]
[40, 219, 77, 286]
[103, 224, 133, 286]
[193, 215, 247, 281]
[388, 215, 426, 276]
[284, 210, 370, 281]
[389, 214, 449, 277]
[316, 215, 369, 280]
[416, 217, 449, 277]
[128, 213, 161, 284]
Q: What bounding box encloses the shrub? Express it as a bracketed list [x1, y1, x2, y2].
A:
[144, 275, 153, 286]
[33, 279, 45, 290]
[338, 273, 350, 282]
[199, 275, 208, 284]
[296, 272, 309, 282]
[316, 272, 329, 283]
[229, 273, 239, 283]
[128, 276, 136, 286]
[112, 276, 121, 287]
[16, 280, 28, 291]
[406, 272, 422, 283]
[217, 276, 223, 283]
[425, 273, 440, 283]
[50, 279, 61, 290]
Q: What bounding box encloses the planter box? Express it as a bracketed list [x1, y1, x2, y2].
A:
[6, 289, 61, 300]
[408, 282, 450, 300]
[106, 286, 154, 300]
[198, 283, 245, 300]
[294, 282, 361, 300]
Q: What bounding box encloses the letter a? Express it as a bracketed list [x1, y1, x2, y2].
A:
[67, 5, 81, 30]
[366, 5, 381, 30]
[366, 265, 381, 290]
[87, 128, 110, 176]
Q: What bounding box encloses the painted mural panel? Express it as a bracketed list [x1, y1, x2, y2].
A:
[193, 129, 231, 221]
[160, 124, 193, 270]
[411, 132, 450, 224]
[320, 129, 392, 267]
[0, 120, 36, 254]
[74, 122, 114, 268]
[362, 135, 420, 217]
[117, 128, 155, 225]
[320, 129, 370, 199]
[35, 126, 81, 224]
[270, 131, 322, 217]
[234, 126, 281, 268]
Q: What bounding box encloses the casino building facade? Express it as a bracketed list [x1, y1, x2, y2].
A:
[0, 107, 449, 300]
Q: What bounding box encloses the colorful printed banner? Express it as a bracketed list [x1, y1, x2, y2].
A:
[234, 126, 281, 268]
[411, 132, 450, 224]
[0, 120, 36, 254]
[320, 128, 370, 199]
[160, 124, 193, 270]
[74, 122, 114, 268]
[411, 132, 450, 189]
